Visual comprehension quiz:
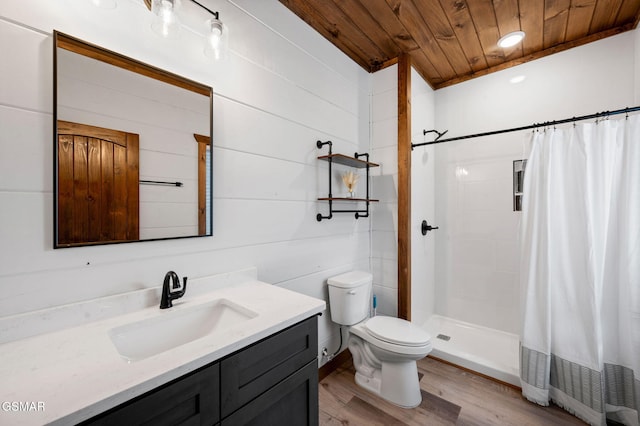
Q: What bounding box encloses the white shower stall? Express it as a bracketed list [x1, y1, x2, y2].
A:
[368, 30, 640, 390]
[415, 131, 527, 387]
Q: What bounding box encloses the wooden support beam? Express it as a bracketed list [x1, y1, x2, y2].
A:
[397, 53, 411, 321]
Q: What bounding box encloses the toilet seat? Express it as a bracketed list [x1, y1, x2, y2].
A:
[350, 317, 432, 357]
[364, 316, 431, 347]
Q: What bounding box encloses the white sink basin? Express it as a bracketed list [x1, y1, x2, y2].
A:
[109, 299, 258, 361]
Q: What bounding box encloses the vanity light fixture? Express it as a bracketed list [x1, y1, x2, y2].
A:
[498, 31, 525, 48]
[146, 0, 228, 60]
[204, 11, 228, 60]
[151, 0, 182, 39]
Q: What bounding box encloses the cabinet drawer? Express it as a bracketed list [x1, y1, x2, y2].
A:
[84, 362, 219, 426]
[221, 316, 318, 417]
[221, 359, 319, 426]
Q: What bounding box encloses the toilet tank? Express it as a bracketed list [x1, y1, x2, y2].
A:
[327, 271, 372, 326]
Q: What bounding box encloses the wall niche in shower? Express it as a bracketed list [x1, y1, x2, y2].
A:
[513, 159, 527, 211]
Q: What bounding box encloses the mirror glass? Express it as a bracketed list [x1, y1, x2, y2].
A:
[54, 32, 212, 248]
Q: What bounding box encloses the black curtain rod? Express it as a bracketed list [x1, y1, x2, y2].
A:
[412, 105, 640, 149]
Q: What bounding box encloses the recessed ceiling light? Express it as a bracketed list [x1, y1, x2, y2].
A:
[510, 75, 526, 84]
[498, 31, 525, 48]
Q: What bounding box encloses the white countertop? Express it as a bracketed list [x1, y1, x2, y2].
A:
[0, 279, 325, 425]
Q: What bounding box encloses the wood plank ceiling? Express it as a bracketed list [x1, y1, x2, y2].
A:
[279, 0, 640, 89]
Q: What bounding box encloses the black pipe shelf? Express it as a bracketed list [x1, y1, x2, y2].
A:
[317, 154, 379, 168]
[316, 140, 379, 221]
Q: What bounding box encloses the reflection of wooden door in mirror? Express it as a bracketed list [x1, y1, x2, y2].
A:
[57, 120, 139, 245]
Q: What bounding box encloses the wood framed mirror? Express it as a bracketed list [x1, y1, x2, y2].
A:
[54, 32, 213, 248]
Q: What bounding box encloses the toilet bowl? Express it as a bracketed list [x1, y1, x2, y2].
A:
[327, 271, 432, 408]
[349, 316, 432, 407]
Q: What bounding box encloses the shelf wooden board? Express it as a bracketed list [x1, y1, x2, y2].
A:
[318, 197, 379, 202]
[317, 154, 379, 168]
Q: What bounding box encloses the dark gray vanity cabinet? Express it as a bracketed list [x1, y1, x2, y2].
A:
[221, 360, 318, 425]
[221, 316, 319, 425]
[85, 362, 220, 426]
[83, 316, 318, 426]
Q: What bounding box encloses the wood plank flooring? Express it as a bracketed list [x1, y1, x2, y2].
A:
[319, 356, 586, 425]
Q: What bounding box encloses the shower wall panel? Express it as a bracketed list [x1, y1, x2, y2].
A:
[433, 134, 526, 333]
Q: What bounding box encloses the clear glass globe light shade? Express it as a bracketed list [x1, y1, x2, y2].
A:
[208, 24, 222, 48]
[204, 18, 227, 60]
[151, 0, 181, 39]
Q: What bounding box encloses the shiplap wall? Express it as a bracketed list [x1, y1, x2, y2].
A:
[370, 66, 397, 317]
[0, 0, 370, 365]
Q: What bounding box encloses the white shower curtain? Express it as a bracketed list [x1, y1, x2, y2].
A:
[520, 115, 640, 426]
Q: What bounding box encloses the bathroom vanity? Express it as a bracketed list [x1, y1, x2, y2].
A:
[0, 268, 325, 426]
[85, 316, 318, 425]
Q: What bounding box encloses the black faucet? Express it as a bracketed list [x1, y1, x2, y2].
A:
[160, 271, 188, 309]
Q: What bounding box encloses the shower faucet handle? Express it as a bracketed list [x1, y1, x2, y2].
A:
[421, 220, 439, 236]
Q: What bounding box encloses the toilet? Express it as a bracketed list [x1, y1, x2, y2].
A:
[327, 271, 432, 408]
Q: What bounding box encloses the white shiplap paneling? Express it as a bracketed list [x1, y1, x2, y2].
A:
[370, 65, 398, 316]
[0, 0, 371, 368]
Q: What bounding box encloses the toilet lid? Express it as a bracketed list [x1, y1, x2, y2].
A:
[364, 316, 431, 347]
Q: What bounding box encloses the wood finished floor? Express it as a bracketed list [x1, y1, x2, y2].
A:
[319, 356, 586, 425]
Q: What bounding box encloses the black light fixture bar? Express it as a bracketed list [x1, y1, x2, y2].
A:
[144, 0, 219, 18]
[190, 0, 219, 19]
